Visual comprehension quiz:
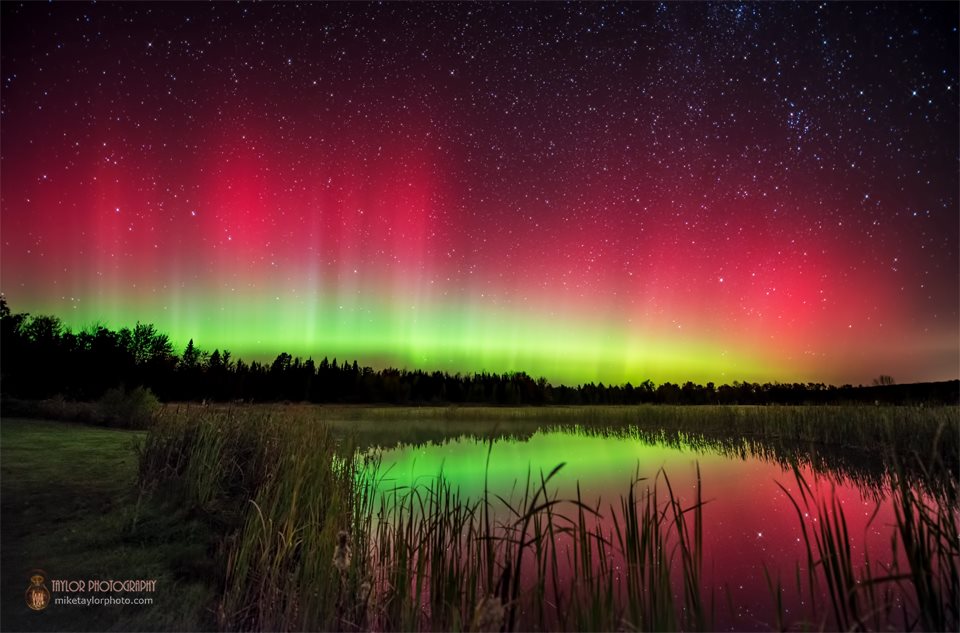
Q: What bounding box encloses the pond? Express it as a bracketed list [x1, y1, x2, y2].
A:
[362, 425, 955, 631]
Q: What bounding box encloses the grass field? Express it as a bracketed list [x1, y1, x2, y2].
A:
[0, 418, 214, 632]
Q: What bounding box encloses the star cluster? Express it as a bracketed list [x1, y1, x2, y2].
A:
[1, 2, 957, 384]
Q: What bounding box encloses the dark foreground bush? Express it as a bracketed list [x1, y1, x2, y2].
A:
[98, 386, 160, 428]
[1, 387, 160, 428]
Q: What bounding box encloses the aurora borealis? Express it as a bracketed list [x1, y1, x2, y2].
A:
[1, 2, 957, 385]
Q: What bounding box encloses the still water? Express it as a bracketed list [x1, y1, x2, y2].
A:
[363, 427, 939, 631]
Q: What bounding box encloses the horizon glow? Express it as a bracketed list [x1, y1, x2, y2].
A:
[1, 3, 957, 386]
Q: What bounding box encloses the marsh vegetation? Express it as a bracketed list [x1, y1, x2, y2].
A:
[129, 404, 958, 631]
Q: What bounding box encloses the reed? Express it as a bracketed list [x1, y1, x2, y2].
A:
[775, 452, 958, 633]
[138, 405, 958, 631]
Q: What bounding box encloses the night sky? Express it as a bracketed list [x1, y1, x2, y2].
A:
[2, 2, 957, 385]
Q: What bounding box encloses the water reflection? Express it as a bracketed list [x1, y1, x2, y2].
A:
[359, 426, 955, 631]
[342, 414, 956, 500]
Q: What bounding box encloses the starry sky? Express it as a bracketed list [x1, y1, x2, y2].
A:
[1, 2, 957, 386]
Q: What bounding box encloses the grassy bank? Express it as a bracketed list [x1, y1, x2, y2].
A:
[168, 402, 959, 451]
[0, 418, 214, 632]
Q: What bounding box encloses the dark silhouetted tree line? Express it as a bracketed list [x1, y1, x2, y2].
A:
[1, 299, 957, 406]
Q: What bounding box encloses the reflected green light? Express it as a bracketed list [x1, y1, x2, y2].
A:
[368, 430, 731, 504]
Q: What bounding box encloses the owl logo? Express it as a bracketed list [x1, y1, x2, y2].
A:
[25, 571, 51, 611]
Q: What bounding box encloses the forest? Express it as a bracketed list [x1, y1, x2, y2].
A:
[1, 299, 956, 406]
